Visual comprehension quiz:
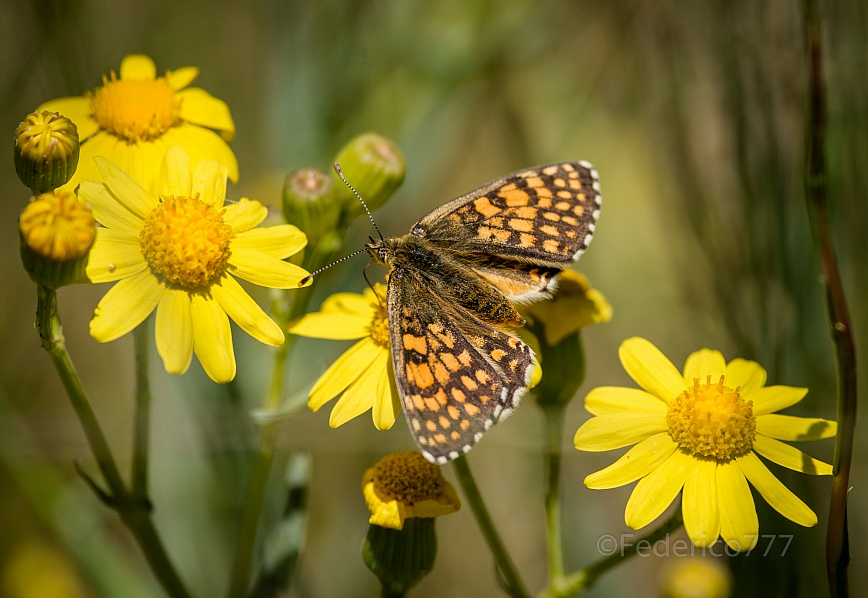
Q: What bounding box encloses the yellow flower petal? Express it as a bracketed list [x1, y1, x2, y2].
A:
[120, 54, 156, 80]
[166, 66, 199, 90]
[94, 156, 158, 218]
[618, 337, 685, 403]
[755, 414, 837, 441]
[320, 292, 376, 315]
[78, 181, 141, 232]
[191, 292, 235, 383]
[85, 228, 147, 283]
[372, 356, 400, 430]
[752, 436, 832, 475]
[177, 88, 236, 139]
[232, 225, 307, 259]
[625, 449, 693, 529]
[682, 457, 720, 547]
[584, 432, 678, 489]
[287, 313, 370, 340]
[716, 459, 758, 551]
[574, 413, 668, 452]
[363, 480, 406, 530]
[227, 249, 310, 288]
[584, 386, 669, 416]
[211, 274, 284, 346]
[725, 358, 767, 393]
[736, 452, 817, 527]
[161, 124, 238, 183]
[90, 270, 164, 342]
[308, 338, 380, 410]
[329, 351, 387, 427]
[191, 158, 228, 207]
[222, 198, 268, 233]
[155, 289, 193, 374]
[749, 386, 809, 415]
[683, 349, 726, 385]
[159, 145, 193, 198]
[36, 96, 99, 139]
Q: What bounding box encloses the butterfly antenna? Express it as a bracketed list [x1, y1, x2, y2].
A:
[298, 248, 368, 287]
[334, 162, 384, 240]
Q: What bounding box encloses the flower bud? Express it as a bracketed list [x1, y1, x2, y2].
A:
[14, 111, 80, 193]
[19, 191, 95, 288]
[362, 517, 436, 596]
[333, 133, 405, 220]
[659, 557, 731, 598]
[282, 167, 341, 247]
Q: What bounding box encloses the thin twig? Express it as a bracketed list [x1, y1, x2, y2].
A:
[802, 2, 857, 596]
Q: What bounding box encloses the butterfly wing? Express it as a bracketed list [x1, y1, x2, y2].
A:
[415, 161, 601, 266]
[387, 270, 534, 463]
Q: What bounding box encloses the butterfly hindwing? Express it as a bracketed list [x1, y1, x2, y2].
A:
[387, 270, 533, 462]
[416, 161, 601, 266]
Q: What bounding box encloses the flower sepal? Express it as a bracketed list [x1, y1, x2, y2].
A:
[362, 517, 437, 596]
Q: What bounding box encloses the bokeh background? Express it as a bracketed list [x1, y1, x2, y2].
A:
[1, 1, 866, 597]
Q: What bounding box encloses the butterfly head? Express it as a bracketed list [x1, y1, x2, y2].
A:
[365, 236, 395, 266]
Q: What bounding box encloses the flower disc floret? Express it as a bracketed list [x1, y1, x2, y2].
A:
[667, 375, 756, 460]
[140, 195, 233, 288]
[90, 73, 181, 142]
[369, 299, 390, 348]
[372, 451, 444, 504]
[20, 191, 95, 261]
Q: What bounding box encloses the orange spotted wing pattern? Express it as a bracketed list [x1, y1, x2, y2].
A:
[387, 272, 534, 463]
[368, 161, 601, 463]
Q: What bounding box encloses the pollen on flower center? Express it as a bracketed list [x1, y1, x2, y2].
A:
[373, 451, 444, 504]
[89, 73, 181, 142]
[666, 375, 756, 460]
[369, 297, 391, 348]
[140, 195, 233, 288]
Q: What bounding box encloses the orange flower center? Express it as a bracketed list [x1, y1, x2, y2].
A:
[368, 291, 390, 348]
[666, 375, 756, 460]
[89, 73, 181, 142]
[373, 451, 444, 504]
[140, 196, 233, 288]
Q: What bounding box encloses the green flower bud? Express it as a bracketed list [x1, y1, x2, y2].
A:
[282, 167, 341, 247]
[14, 111, 80, 194]
[19, 191, 95, 288]
[333, 133, 405, 220]
[362, 518, 437, 596]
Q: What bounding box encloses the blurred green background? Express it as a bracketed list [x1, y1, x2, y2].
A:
[0, 1, 865, 597]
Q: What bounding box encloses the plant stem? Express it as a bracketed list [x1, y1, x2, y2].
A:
[802, 2, 857, 596]
[538, 508, 683, 598]
[541, 404, 566, 586]
[132, 322, 151, 499]
[36, 285, 192, 598]
[452, 454, 530, 598]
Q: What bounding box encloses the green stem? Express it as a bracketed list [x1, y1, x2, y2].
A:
[538, 508, 684, 598]
[452, 455, 530, 598]
[541, 404, 566, 587]
[802, 2, 856, 596]
[226, 240, 334, 598]
[36, 285, 192, 598]
[132, 323, 151, 499]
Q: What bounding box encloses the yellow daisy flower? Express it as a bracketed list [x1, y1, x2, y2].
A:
[287, 284, 401, 430]
[80, 145, 309, 383]
[39, 54, 237, 195]
[575, 337, 837, 551]
[362, 451, 461, 530]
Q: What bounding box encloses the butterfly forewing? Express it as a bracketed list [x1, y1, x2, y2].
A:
[417, 161, 601, 265]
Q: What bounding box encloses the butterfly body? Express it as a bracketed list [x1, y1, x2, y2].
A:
[365, 161, 601, 463]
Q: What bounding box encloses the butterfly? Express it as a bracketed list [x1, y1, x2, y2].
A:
[363, 162, 601, 463]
